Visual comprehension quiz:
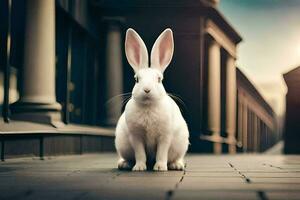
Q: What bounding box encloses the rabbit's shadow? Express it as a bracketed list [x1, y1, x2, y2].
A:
[117, 160, 166, 172]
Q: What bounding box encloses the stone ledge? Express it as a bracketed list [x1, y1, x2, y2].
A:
[0, 119, 116, 160]
[0, 119, 115, 137]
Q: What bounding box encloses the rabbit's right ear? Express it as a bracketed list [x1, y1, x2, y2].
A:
[125, 28, 148, 73]
[150, 29, 174, 73]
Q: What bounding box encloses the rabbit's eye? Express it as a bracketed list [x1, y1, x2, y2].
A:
[135, 77, 139, 83]
[158, 77, 162, 83]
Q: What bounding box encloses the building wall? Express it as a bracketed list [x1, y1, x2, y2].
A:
[237, 68, 278, 152]
[283, 66, 300, 154]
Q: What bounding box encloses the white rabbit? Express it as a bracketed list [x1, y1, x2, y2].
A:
[115, 28, 189, 171]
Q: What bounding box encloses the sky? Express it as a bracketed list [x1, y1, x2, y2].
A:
[219, 0, 300, 115]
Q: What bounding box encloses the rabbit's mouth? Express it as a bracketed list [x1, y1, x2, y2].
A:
[134, 94, 154, 104]
[141, 95, 152, 101]
[133, 92, 161, 104]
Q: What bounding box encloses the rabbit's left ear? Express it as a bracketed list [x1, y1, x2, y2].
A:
[125, 28, 149, 73]
[150, 28, 174, 73]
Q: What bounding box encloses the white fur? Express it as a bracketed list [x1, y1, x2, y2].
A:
[115, 28, 189, 171]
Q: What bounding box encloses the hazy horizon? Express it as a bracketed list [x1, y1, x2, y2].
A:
[219, 0, 300, 115]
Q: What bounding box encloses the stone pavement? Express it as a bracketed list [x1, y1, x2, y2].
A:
[0, 153, 300, 200]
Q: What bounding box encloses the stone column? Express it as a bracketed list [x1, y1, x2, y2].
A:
[11, 0, 62, 126]
[225, 55, 237, 154]
[104, 19, 123, 126]
[237, 100, 243, 147]
[207, 39, 222, 154]
[242, 103, 248, 152]
[253, 115, 258, 152]
[257, 119, 261, 152]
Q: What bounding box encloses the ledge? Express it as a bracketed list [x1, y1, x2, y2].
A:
[0, 119, 116, 160]
[0, 119, 115, 137]
[200, 134, 237, 145]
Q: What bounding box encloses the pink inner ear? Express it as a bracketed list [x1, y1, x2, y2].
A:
[126, 35, 141, 67]
[158, 34, 172, 67]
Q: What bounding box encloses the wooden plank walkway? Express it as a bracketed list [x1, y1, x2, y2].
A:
[1, 153, 300, 200]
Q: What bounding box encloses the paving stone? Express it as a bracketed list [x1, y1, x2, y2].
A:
[251, 178, 300, 183]
[247, 183, 300, 191]
[276, 165, 300, 169]
[186, 168, 235, 172]
[185, 171, 240, 177]
[266, 191, 300, 200]
[279, 169, 300, 172]
[244, 172, 300, 178]
[178, 181, 251, 190]
[118, 171, 183, 177]
[182, 176, 245, 184]
[109, 176, 180, 190]
[178, 182, 300, 191]
[239, 169, 282, 173]
[172, 190, 259, 200]
[0, 188, 166, 200]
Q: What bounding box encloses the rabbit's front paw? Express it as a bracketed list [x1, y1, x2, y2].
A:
[118, 159, 132, 170]
[132, 162, 147, 171]
[168, 161, 185, 171]
[153, 162, 168, 171]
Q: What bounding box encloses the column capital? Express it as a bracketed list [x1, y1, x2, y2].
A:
[206, 35, 219, 46]
[205, 19, 238, 58]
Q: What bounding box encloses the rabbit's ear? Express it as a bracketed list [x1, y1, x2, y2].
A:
[150, 28, 174, 73]
[125, 28, 149, 72]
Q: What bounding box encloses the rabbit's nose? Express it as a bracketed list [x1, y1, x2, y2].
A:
[144, 88, 151, 93]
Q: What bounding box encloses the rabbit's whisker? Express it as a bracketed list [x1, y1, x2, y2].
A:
[168, 93, 187, 112]
[121, 96, 132, 108]
[106, 93, 132, 105]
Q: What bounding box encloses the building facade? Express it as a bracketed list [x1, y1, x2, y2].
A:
[236, 68, 278, 152]
[283, 66, 300, 154]
[0, 0, 278, 158]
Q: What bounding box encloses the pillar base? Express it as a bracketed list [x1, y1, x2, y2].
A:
[228, 144, 236, 154]
[200, 133, 224, 154]
[214, 143, 222, 154]
[10, 101, 64, 127]
[225, 136, 237, 154]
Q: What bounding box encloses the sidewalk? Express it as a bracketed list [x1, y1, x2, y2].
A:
[0, 153, 300, 200]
